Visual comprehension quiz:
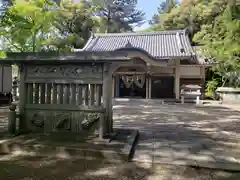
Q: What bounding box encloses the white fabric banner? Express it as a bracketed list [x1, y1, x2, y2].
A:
[133, 75, 145, 88]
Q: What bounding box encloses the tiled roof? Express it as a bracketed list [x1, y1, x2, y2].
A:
[79, 30, 196, 60]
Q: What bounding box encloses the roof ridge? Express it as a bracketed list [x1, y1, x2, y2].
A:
[94, 29, 186, 37]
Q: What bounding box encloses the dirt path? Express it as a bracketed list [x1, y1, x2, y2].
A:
[0, 155, 239, 180]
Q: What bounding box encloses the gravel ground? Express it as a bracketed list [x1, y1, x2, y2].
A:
[0, 155, 240, 180]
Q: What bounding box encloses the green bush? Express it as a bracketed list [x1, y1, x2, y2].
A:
[205, 79, 220, 99]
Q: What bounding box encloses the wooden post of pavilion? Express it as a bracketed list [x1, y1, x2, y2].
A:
[175, 59, 180, 100]
[148, 76, 152, 99]
[146, 76, 149, 99]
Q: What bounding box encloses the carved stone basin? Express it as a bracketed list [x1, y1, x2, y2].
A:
[216, 87, 240, 104]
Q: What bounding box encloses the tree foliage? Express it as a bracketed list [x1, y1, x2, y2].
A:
[194, 4, 240, 87]
[91, 0, 145, 33]
[150, 0, 230, 39]
[0, 0, 57, 52]
[0, 0, 100, 52]
[148, 0, 240, 91]
[52, 0, 98, 50]
[0, 0, 146, 53]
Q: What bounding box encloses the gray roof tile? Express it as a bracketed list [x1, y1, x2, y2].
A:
[80, 30, 195, 60]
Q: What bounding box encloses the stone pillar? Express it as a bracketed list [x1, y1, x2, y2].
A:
[8, 104, 16, 134]
[148, 76, 152, 99]
[99, 112, 105, 139]
[175, 59, 180, 100]
[146, 75, 149, 99]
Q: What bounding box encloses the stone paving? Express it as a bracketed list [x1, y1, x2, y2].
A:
[0, 100, 240, 171]
[113, 99, 240, 171]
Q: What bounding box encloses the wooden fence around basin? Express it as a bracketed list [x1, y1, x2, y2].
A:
[6, 54, 121, 139]
[3, 52, 132, 138]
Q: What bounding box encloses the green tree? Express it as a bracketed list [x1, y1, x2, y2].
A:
[150, 0, 229, 39]
[0, 0, 57, 52]
[52, 0, 98, 50]
[194, 4, 240, 87]
[0, 0, 99, 52]
[91, 0, 145, 33]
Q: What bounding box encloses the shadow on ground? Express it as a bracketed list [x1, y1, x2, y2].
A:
[113, 99, 240, 170]
[0, 155, 151, 180]
[1, 155, 240, 180]
[1, 101, 240, 179]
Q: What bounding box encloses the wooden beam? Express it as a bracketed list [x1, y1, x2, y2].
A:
[113, 72, 146, 75]
[25, 104, 106, 112]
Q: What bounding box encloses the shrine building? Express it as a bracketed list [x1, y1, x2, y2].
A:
[77, 29, 212, 100]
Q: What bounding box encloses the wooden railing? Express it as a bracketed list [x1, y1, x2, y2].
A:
[24, 82, 102, 106]
[10, 80, 106, 139]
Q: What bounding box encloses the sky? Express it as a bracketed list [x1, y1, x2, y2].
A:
[136, 0, 182, 31]
[135, 0, 164, 31]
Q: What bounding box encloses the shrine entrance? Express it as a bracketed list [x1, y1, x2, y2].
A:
[112, 60, 149, 99]
[119, 74, 146, 98]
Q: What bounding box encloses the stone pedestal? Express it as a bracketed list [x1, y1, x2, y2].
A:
[216, 87, 240, 104]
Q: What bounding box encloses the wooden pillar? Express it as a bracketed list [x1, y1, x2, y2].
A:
[102, 63, 113, 135]
[112, 75, 115, 98]
[146, 75, 149, 99]
[108, 67, 113, 133]
[18, 64, 27, 132]
[115, 75, 120, 98]
[148, 76, 152, 99]
[200, 66, 206, 99]
[175, 59, 180, 100]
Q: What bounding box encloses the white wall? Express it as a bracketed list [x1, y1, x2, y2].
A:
[151, 67, 174, 74]
[180, 66, 201, 77]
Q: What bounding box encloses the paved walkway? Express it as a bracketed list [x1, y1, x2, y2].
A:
[113, 99, 240, 171]
[1, 100, 240, 171]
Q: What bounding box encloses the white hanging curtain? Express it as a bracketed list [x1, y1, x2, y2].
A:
[121, 75, 133, 88]
[133, 74, 146, 88]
